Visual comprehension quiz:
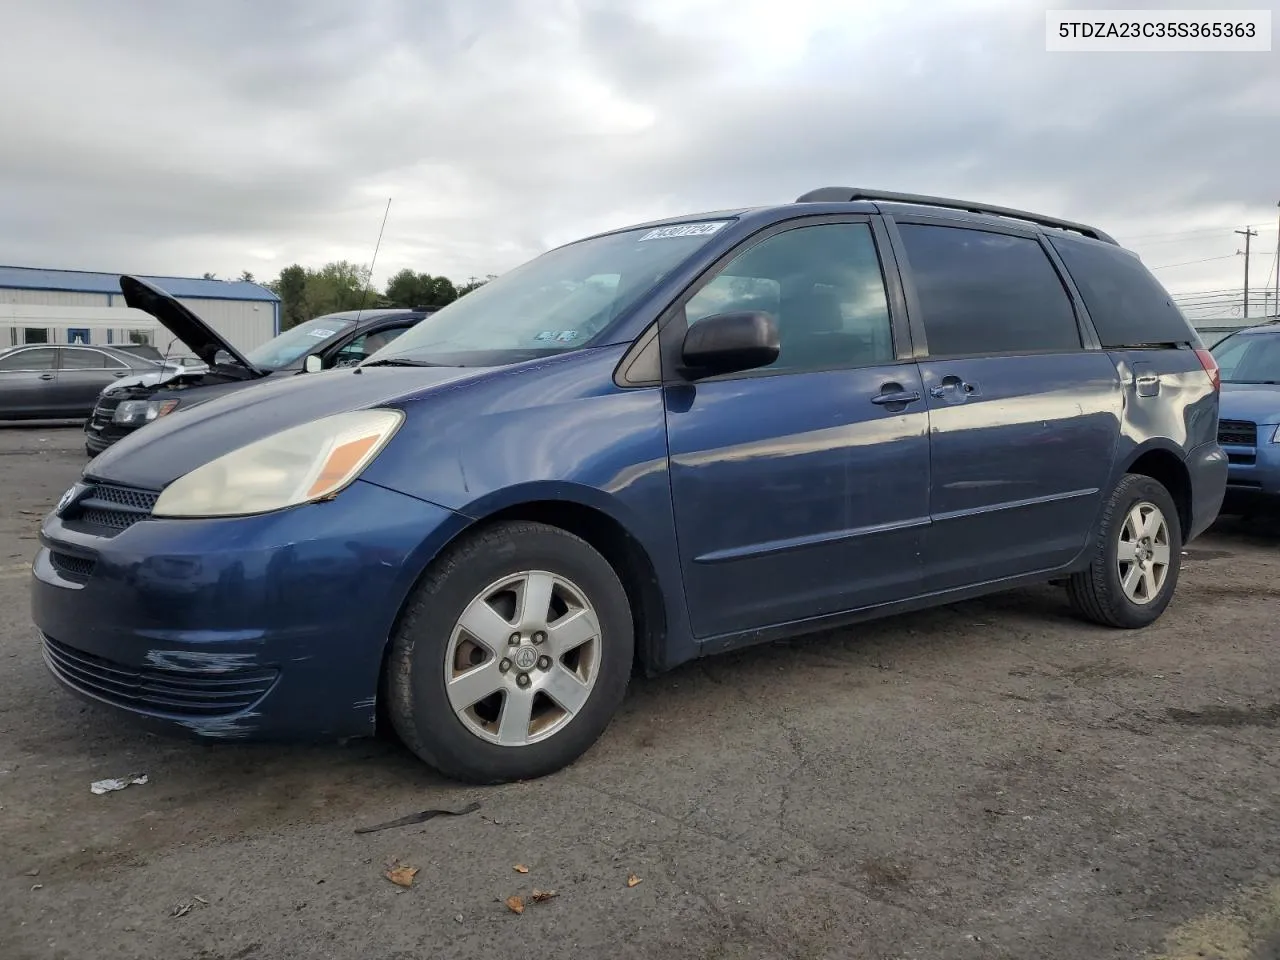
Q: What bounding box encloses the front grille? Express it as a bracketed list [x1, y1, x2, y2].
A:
[42, 635, 278, 718]
[66, 482, 159, 534]
[91, 393, 121, 427]
[49, 552, 95, 584]
[1218, 419, 1257, 447]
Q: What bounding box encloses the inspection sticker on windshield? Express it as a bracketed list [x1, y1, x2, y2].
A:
[307, 328, 335, 338]
[534, 330, 580, 342]
[638, 221, 728, 241]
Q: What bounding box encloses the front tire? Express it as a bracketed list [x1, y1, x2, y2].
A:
[386, 520, 633, 784]
[1067, 474, 1182, 628]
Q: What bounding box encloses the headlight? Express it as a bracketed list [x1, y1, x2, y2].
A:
[113, 398, 180, 425]
[152, 409, 404, 518]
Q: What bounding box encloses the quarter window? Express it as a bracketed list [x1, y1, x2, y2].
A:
[685, 222, 895, 373]
[898, 224, 1081, 357]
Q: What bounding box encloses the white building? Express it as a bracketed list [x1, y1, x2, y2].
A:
[0, 265, 280, 353]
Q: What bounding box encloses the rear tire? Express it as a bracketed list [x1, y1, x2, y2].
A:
[386, 520, 633, 784]
[1067, 474, 1182, 628]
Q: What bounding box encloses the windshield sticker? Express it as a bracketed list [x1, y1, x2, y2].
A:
[308, 328, 336, 338]
[534, 331, 558, 342]
[638, 221, 728, 242]
[555, 330, 580, 342]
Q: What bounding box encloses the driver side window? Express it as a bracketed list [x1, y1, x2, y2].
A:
[684, 222, 894, 374]
[331, 327, 409, 367]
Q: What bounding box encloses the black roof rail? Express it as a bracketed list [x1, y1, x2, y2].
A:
[795, 187, 1119, 245]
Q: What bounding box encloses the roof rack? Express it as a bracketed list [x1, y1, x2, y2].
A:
[795, 187, 1118, 245]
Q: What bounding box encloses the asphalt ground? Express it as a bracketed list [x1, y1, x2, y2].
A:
[2, 424, 1278, 960]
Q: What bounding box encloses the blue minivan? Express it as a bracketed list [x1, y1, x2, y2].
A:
[32, 189, 1227, 783]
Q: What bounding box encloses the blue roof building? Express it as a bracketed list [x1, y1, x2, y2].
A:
[0, 265, 280, 350]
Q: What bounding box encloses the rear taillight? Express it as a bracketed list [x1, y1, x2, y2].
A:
[1195, 347, 1220, 391]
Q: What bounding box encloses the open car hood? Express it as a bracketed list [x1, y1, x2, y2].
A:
[119, 276, 263, 375]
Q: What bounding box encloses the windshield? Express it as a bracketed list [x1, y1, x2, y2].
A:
[365, 219, 734, 367]
[244, 316, 356, 370]
[1211, 331, 1280, 384]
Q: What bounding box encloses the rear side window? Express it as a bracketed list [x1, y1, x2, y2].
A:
[1048, 233, 1194, 347]
[61, 349, 123, 369]
[898, 224, 1080, 357]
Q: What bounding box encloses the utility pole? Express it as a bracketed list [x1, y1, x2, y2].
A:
[1237, 227, 1258, 318]
[1274, 201, 1279, 317]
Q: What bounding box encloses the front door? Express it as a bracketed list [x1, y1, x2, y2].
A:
[0, 347, 60, 417]
[891, 221, 1123, 591]
[663, 218, 930, 640]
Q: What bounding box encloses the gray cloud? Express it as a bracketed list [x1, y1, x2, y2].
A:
[0, 0, 1276, 309]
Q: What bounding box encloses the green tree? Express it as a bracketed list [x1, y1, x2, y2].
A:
[269, 264, 309, 329]
[385, 269, 459, 308]
[267, 261, 379, 329]
[238, 270, 255, 283]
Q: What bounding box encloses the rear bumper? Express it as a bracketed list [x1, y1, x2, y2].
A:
[31, 479, 467, 741]
[1186, 440, 1228, 541]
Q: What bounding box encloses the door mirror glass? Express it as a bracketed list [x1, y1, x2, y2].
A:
[681, 311, 779, 378]
[303, 354, 323, 373]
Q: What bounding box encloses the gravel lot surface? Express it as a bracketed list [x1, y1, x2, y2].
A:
[2, 424, 1278, 960]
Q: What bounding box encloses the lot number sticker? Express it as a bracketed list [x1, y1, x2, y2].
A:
[638, 221, 729, 241]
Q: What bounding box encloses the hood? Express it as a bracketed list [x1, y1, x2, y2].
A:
[120, 276, 263, 375]
[86, 364, 491, 490]
[1220, 382, 1280, 425]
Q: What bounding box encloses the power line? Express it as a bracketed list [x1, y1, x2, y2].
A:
[1123, 224, 1260, 242]
[1148, 254, 1239, 270]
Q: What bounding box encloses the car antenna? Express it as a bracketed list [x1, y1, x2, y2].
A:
[354, 197, 392, 326]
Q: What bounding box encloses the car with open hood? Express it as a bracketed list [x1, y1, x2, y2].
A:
[83, 276, 435, 455]
[33, 188, 1226, 785]
[1210, 321, 1280, 511]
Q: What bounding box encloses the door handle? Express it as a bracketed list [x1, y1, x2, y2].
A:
[38, 373, 55, 381]
[871, 389, 921, 406]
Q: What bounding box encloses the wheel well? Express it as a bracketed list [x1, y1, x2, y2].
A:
[1126, 449, 1192, 536]
[459, 501, 667, 676]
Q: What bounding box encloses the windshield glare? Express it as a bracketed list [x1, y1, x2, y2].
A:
[245, 316, 356, 370]
[365, 220, 734, 366]
[1211, 331, 1280, 383]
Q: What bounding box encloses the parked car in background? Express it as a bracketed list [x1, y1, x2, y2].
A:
[1210, 321, 1280, 511]
[34, 188, 1225, 785]
[0, 343, 182, 421]
[84, 276, 435, 455]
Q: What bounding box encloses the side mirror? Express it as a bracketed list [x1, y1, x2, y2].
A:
[680, 311, 779, 379]
[303, 355, 323, 373]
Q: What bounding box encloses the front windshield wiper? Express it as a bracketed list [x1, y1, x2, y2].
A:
[361, 357, 440, 368]
[1224, 379, 1280, 385]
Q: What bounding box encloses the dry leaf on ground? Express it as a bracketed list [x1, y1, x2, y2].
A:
[513, 864, 529, 874]
[505, 895, 525, 915]
[626, 874, 642, 888]
[385, 863, 419, 888]
[530, 889, 559, 903]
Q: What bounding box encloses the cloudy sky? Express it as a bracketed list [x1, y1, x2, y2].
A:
[2, 0, 1278, 317]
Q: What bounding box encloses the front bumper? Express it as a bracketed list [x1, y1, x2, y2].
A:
[1221, 422, 1280, 504]
[31, 479, 466, 740]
